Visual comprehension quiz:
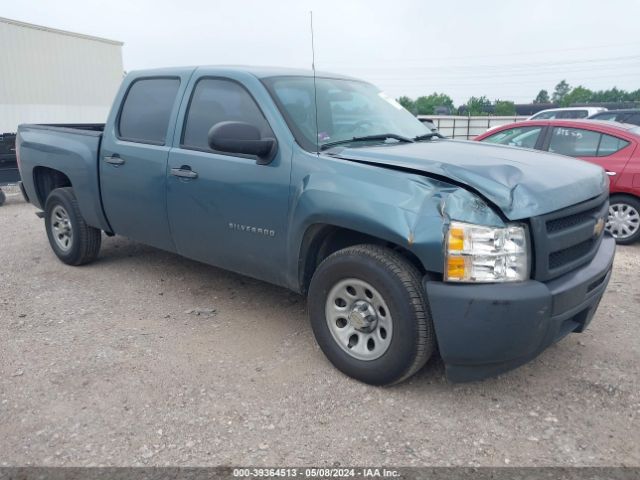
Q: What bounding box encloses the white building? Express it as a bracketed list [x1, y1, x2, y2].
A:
[0, 17, 123, 133]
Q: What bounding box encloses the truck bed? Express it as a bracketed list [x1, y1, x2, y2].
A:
[16, 123, 111, 231]
[20, 123, 105, 134]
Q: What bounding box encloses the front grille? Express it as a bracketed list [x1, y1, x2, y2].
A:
[548, 238, 595, 269]
[530, 193, 609, 281]
[546, 206, 602, 233]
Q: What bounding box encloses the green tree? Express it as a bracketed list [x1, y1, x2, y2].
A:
[591, 87, 628, 103]
[397, 96, 415, 113]
[561, 86, 593, 107]
[552, 80, 571, 103]
[627, 89, 640, 102]
[414, 93, 454, 115]
[466, 96, 492, 116]
[493, 100, 516, 115]
[533, 89, 550, 104]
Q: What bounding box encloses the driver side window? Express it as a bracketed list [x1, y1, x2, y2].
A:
[182, 78, 273, 152]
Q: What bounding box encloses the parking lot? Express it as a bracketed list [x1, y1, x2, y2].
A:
[1, 189, 639, 467]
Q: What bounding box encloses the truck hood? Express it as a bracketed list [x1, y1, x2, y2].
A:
[331, 139, 607, 220]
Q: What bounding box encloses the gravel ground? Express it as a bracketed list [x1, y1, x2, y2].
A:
[1, 188, 639, 467]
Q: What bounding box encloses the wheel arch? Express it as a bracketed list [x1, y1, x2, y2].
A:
[610, 192, 640, 202]
[33, 166, 72, 208]
[297, 223, 429, 294]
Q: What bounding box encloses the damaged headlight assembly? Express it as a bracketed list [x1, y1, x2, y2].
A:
[445, 221, 530, 283]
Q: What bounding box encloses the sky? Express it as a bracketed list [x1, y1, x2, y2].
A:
[3, 0, 640, 105]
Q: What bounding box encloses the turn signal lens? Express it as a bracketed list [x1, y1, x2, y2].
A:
[446, 255, 467, 279]
[447, 227, 465, 252]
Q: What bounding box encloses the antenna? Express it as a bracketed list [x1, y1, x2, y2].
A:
[310, 10, 320, 155]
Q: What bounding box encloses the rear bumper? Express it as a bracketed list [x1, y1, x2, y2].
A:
[425, 234, 615, 382]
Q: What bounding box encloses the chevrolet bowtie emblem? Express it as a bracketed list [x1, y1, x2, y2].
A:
[593, 217, 605, 237]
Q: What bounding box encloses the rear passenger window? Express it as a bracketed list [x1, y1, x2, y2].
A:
[549, 127, 600, 157]
[118, 78, 180, 145]
[182, 78, 272, 152]
[598, 134, 629, 156]
[549, 128, 630, 157]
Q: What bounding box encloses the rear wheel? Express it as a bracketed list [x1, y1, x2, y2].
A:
[308, 244, 435, 385]
[44, 187, 101, 265]
[0, 189, 5, 206]
[607, 195, 640, 245]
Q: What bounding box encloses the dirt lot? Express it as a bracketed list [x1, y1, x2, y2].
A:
[1, 188, 639, 467]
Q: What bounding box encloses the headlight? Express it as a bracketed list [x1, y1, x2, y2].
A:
[445, 221, 529, 283]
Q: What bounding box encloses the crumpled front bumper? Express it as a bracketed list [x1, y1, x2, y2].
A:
[425, 235, 615, 382]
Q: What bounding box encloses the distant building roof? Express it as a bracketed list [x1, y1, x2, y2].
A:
[0, 16, 123, 46]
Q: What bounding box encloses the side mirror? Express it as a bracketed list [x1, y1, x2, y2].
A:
[207, 121, 277, 165]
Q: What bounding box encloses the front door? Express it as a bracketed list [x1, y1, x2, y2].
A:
[166, 76, 291, 283]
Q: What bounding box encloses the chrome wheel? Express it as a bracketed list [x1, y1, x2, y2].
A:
[606, 202, 640, 240]
[325, 278, 392, 361]
[51, 205, 73, 252]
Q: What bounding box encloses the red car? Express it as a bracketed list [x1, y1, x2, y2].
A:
[475, 119, 640, 244]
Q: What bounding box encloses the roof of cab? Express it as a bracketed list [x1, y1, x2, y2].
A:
[127, 65, 357, 80]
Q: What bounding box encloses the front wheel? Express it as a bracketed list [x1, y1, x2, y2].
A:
[606, 195, 640, 245]
[308, 244, 435, 385]
[44, 187, 102, 265]
[0, 189, 6, 206]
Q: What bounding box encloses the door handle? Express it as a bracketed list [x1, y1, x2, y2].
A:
[605, 171, 617, 176]
[171, 167, 198, 179]
[104, 155, 125, 166]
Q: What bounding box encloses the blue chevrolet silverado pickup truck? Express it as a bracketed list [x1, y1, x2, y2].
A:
[16, 66, 615, 384]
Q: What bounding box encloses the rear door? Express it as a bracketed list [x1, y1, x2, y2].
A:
[543, 125, 634, 184]
[100, 71, 192, 250]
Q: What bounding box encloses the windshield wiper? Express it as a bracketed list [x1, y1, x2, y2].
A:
[414, 132, 445, 141]
[320, 133, 414, 151]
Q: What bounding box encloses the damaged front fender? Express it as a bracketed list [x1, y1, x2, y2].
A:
[286, 155, 507, 289]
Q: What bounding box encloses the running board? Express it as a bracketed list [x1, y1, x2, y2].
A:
[35, 211, 44, 218]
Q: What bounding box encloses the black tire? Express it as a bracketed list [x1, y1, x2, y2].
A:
[308, 244, 435, 385]
[607, 194, 640, 245]
[0, 189, 5, 206]
[44, 187, 101, 265]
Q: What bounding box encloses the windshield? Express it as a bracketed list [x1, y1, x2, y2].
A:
[262, 76, 430, 152]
